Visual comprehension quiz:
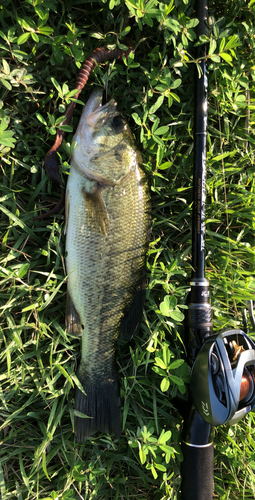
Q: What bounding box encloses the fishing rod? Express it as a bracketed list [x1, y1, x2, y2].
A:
[180, 1, 255, 498]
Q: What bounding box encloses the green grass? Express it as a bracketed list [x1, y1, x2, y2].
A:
[0, 0, 255, 498]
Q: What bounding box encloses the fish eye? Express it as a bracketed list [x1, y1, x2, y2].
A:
[112, 115, 124, 130]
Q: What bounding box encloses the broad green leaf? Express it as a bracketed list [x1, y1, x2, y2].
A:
[169, 309, 184, 322]
[139, 446, 147, 465]
[51, 77, 62, 93]
[159, 444, 175, 454]
[73, 469, 87, 482]
[209, 38, 217, 55]
[152, 117, 160, 133]
[154, 126, 169, 136]
[160, 295, 178, 316]
[35, 5, 47, 19]
[165, 295, 177, 309]
[169, 91, 180, 103]
[236, 95, 246, 103]
[17, 32, 31, 45]
[149, 95, 164, 114]
[62, 82, 69, 95]
[209, 54, 220, 63]
[58, 124, 73, 132]
[132, 112, 142, 125]
[125, 0, 138, 8]
[159, 300, 170, 316]
[186, 18, 199, 29]
[38, 26, 54, 36]
[0, 115, 10, 131]
[171, 78, 182, 89]
[0, 30, 7, 41]
[160, 377, 170, 392]
[220, 52, 232, 64]
[154, 463, 167, 471]
[219, 37, 226, 53]
[163, 18, 182, 35]
[162, 344, 171, 365]
[224, 34, 241, 50]
[158, 161, 172, 170]
[18, 16, 37, 31]
[152, 366, 168, 377]
[55, 116, 67, 126]
[0, 131, 16, 147]
[31, 32, 39, 43]
[151, 465, 158, 479]
[169, 359, 185, 370]
[36, 113, 47, 126]
[158, 430, 172, 444]
[0, 79, 12, 90]
[2, 59, 10, 74]
[154, 357, 167, 369]
[169, 375, 185, 387]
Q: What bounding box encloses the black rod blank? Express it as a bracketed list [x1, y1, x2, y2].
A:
[181, 1, 214, 498]
[192, 0, 208, 280]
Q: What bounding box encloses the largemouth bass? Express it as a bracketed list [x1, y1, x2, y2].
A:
[65, 88, 150, 441]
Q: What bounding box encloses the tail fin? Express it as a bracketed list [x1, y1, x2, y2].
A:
[74, 369, 121, 442]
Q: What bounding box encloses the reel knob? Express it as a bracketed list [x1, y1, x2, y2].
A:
[240, 368, 255, 402]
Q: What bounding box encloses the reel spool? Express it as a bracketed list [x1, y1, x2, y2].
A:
[190, 330, 255, 426]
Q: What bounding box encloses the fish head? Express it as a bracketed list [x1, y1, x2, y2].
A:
[71, 88, 140, 182]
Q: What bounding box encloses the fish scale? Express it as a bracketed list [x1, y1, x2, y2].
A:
[65, 88, 150, 441]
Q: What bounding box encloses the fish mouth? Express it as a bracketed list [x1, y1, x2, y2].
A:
[85, 88, 117, 128]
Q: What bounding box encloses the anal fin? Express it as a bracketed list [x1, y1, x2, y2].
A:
[65, 289, 83, 337]
[120, 276, 146, 341]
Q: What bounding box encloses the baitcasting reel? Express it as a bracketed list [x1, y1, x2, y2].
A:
[190, 329, 255, 426]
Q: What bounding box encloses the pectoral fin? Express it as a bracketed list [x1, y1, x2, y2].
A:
[66, 290, 83, 337]
[82, 187, 110, 235]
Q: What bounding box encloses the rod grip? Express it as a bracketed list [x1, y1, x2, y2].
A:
[181, 441, 214, 500]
